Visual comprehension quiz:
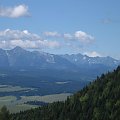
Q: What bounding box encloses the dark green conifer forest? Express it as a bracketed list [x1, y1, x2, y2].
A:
[1, 67, 120, 120]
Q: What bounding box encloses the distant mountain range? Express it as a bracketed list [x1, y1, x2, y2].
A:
[0, 46, 119, 70]
[0, 46, 120, 95]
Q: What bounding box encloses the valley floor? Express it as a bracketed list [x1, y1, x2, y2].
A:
[0, 92, 70, 113]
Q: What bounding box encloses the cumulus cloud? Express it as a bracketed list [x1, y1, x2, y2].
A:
[43, 30, 95, 53]
[0, 29, 40, 41]
[0, 5, 29, 18]
[0, 29, 60, 49]
[74, 31, 94, 43]
[44, 32, 61, 37]
[44, 31, 94, 44]
[0, 29, 95, 54]
[64, 33, 73, 40]
[84, 51, 101, 57]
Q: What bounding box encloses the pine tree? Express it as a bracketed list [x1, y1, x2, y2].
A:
[0, 106, 10, 120]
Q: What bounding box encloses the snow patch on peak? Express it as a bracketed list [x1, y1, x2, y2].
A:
[5, 50, 9, 57]
[83, 56, 86, 60]
[74, 59, 78, 62]
[46, 54, 55, 63]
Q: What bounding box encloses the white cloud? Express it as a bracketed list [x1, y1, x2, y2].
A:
[0, 29, 60, 49]
[44, 31, 94, 44]
[0, 5, 29, 18]
[44, 32, 61, 37]
[10, 40, 37, 48]
[43, 30, 95, 53]
[64, 33, 73, 40]
[84, 51, 101, 57]
[0, 29, 40, 41]
[74, 31, 94, 43]
[42, 40, 60, 48]
[0, 29, 95, 53]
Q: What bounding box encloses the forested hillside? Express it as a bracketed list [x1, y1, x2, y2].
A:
[4, 66, 120, 120]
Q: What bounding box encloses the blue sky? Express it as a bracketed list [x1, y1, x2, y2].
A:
[0, 0, 120, 59]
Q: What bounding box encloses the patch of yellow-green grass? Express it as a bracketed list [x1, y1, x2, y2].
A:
[0, 96, 17, 107]
[0, 96, 37, 113]
[20, 93, 71, 103]
[0, 85, 35, 92]
[0, 96, 17, 111]
[7, 104, 37, 113]
[0, 93, 71, 113]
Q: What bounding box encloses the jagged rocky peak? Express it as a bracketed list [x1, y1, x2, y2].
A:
[0, 46, 119, 70]
[9, 46, 28, 54]
[11, 46, 25, 51]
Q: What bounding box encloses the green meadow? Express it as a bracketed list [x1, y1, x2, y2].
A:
[0, 84, 70, 113]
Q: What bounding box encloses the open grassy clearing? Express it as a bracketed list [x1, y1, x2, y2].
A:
[0, 93, 71, 113]
[20, 93, 71, 103]
[0, 96, 17, 107]
[0, 84, 35, 92]
[0, 84, 71, 113]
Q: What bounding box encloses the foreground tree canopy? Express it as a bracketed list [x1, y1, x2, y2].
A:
[0, 106, 10, 120]
[2, 66, 120, 120]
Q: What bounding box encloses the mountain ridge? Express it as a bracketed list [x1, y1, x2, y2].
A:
[0, 46, 119, 70]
